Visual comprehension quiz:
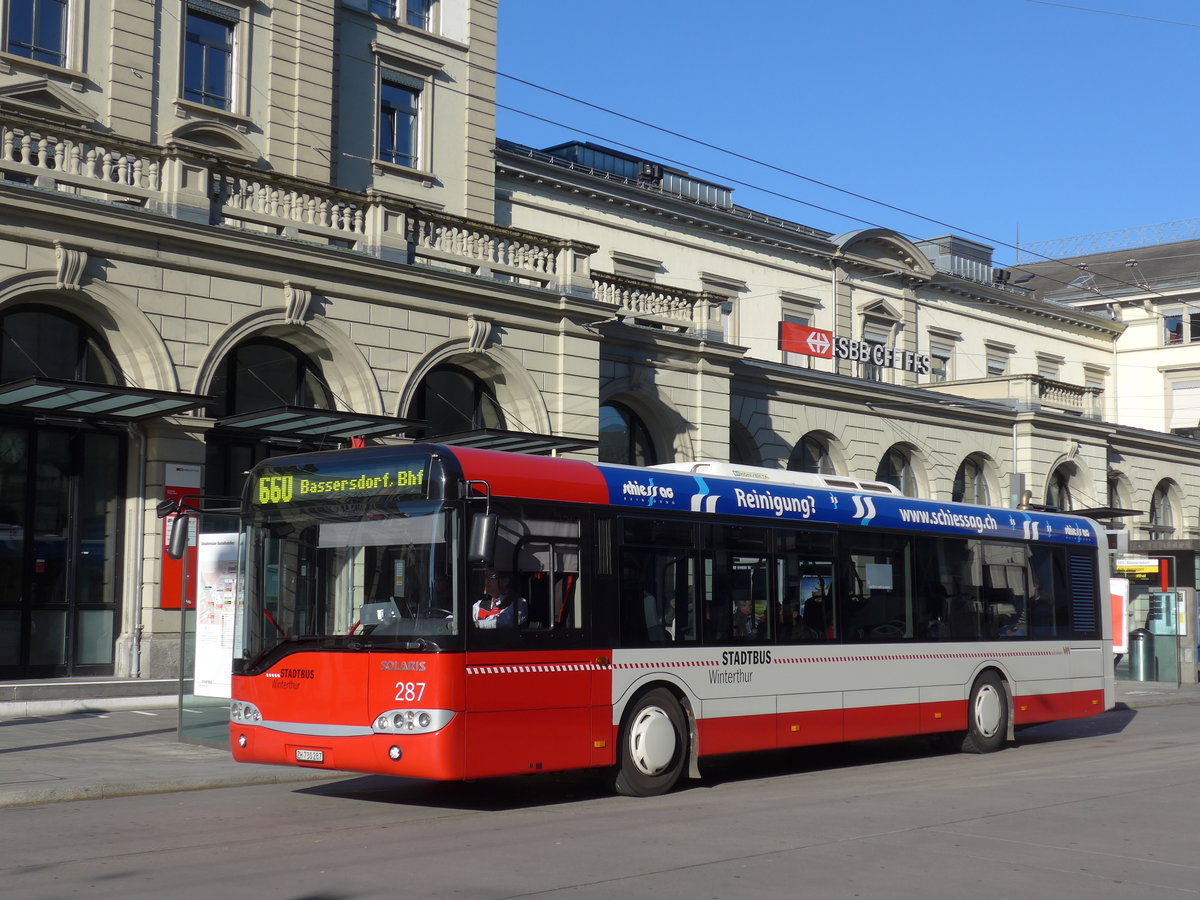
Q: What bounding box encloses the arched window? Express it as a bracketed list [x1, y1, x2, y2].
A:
[600, 402, 656, 466]
[1044, 465, 1074, 511]
[412, 364, 505, 437]
[0, 305, 120, 384]
[788, 434, 834, 475]
[208, 337, 332, 418]
[207, 338, 333, 497]
[1149, 481, 1176, 537]
[876, 445, 916, 497]
[952, 456, 989, 505]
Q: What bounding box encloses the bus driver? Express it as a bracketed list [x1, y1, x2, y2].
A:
[472, 570, 529, 629]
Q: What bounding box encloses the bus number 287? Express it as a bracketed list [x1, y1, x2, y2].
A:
[395, 682, 426, 702]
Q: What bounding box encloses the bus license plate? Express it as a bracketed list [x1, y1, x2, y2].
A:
[295, 749, 324, 763]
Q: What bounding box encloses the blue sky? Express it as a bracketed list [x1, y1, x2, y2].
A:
[496, 1, 1200, 266]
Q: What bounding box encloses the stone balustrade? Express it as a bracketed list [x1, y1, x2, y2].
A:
[922, 374, 1103, 417]
[0, 113, 726, 334]
[591, 271, 720, 334]
[0, 121, 162, 200]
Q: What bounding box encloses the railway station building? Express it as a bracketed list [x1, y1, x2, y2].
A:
[0, 0, 1195, 685]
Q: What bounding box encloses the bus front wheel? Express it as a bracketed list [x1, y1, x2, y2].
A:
[614, 688, 687, 797]
[962, 671, 1008, 753]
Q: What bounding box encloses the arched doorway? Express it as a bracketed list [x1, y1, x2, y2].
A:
[411, 363, 506, 437]
[788, 433, 835, 475]
[0, 305, 125, 677]
[599, 401, 657, 466]
[205, 337, 334, 497]
[876, 444, 918, 497]
[952, 455, 991, 505]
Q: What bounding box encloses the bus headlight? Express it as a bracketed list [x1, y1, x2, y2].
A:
[230, 700, 263, 723]
[372, 708, 454, 734]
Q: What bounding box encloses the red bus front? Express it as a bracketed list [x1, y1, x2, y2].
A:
[230, 445, 615, 782]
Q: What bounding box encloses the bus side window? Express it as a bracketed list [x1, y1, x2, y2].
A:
[620, 547, 695, 646]
[842, 533, 913, 641]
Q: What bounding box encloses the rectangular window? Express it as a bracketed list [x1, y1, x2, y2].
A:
[1165, 311, 1184, 345]
[406, 0, 432, 29]
[986, 354, 1007, 377]
[378, 74, 420, 168]
[184, 6, 235, 110]
[619, 518, 698, 647]
[6, 0, 67, 66]
[775, 529, 836, 642]
[842, 532, 912, 641]
[782, 313, 812, 368]
[703, 524, 771, 645]
[930, 349, 951, 383]
[860, 325, 890, 382]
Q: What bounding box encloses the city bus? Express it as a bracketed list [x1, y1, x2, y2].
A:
[229, 443, 1113, 796]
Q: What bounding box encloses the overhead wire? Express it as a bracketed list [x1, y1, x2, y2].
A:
[149, 0, 1200, 427]
[167, 1, 1194, 304]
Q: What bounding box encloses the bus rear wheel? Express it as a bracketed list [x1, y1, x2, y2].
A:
[614, 688, 687, 797]
[962, 671, 1008, 753]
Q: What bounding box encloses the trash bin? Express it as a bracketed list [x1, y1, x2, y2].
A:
[1130, 628, 1155, 681]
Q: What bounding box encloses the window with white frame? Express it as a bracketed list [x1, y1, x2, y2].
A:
[929, 346, 952, 383]
[1169, 378, 1200, 434]
[183, 2, 237, 110]
[4, 0, 67, 66]
[860, 321, 892, 382]
[1036, 352, 1063, 382]
[1149, 481, 1176, 537]
[985, 341, 1013, 377]
[781, 292, 822, 369]
[782, 312, 811, 368]
[377, 70, 421, 168]
[363, 0, 434, 30]
[405, 0, 433, 29]
[1161, 305, 1200, 345]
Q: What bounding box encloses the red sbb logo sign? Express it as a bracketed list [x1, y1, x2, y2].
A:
[780, 322, 833, 358]
[779, 322, 931, 375]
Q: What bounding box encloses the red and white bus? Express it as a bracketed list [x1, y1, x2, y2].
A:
[230, 444, 1113, 796]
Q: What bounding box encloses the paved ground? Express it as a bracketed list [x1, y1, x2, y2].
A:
[0, 680, 1197, 809]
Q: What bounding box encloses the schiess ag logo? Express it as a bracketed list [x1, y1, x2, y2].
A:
[621, 478, 676, 506]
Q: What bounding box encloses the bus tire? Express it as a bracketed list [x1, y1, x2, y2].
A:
[962, 671, 1008, 754]
[613, 688, 687, 797]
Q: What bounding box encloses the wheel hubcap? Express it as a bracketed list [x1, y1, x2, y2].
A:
[974, 684, 1002, 738]
[628, 705, 676, 776]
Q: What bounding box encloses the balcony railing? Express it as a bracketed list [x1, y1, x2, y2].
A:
[591, 271, 723, 335]
[0, 121, 162, 202]
[0, 112, 719, 338]
[921, 374, 1103, 417]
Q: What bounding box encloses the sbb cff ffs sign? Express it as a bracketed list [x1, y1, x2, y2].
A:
[779, 322, 931, 375]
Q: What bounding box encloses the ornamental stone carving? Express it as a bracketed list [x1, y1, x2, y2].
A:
[54, 242, 87, 291]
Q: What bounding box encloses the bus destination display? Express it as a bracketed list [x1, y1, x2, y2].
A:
[255, 462, 427, 507]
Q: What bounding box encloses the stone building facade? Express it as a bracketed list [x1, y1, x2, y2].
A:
[0, 0, 1194, 682]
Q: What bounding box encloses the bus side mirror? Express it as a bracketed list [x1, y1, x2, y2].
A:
[166, 514, 190, 560]
[468, 513, 497, 565]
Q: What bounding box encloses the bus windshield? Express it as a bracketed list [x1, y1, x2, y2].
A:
[236, 500, 461, 670]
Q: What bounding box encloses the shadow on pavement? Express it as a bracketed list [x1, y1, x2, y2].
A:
[299, 709, 1133, 811]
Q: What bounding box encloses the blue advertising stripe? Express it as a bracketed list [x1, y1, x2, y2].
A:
[597, 466, 1098, 547]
